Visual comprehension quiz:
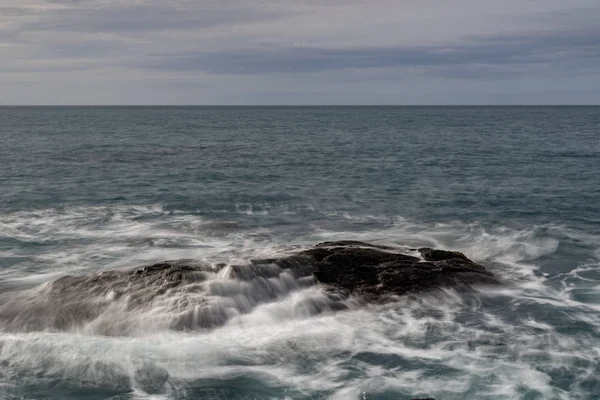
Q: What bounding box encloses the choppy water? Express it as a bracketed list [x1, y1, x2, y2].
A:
[0, 106, 599, 399]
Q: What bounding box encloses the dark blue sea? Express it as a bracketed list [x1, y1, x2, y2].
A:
[0, 106, 599, 400]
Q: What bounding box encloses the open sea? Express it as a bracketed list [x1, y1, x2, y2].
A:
[0, 106, 599, 400]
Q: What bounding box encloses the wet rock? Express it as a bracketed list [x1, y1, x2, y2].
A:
[300, 241, 497, 298]
[314, 240, 394, 250]
[133, 363, 170, 394]
[418, 247, 469, 262]
[0, 241, 498, 334]
[0, 260, 213, 333]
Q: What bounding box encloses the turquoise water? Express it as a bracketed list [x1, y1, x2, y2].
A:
[0, 106, 599, 399]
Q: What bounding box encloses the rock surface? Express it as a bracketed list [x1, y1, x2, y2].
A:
[0, 241, 497, 333]
[297, 241, 497, 298]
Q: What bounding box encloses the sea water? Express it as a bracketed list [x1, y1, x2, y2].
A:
[0, 106, 598, 399]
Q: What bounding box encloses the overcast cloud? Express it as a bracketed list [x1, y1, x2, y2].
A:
[1, 0, 599, 104]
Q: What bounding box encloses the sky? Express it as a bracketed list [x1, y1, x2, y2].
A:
[1, 0, 599, 105]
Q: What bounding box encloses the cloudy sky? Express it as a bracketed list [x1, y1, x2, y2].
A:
[1, 0, 599, 104]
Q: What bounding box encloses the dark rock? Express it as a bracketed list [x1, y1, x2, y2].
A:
[0, 241, 498, 334]
[305, 241, 497, 298]
[418, 247, 469, 262]
[314, 240, 394, 249]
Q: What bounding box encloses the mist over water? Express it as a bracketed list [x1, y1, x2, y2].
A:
[0, 106, 599, 399]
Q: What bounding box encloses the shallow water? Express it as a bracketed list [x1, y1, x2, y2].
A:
[0, 106, 599, 399]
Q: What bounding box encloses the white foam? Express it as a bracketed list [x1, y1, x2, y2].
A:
[1, 289, 595, 399]
[1, 205, 599, 398]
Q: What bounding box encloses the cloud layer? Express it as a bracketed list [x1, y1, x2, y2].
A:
[1, 0, 599, 104]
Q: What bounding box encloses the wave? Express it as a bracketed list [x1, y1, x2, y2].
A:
[0, 204, 599, 399]
[1, 288, 598, 399]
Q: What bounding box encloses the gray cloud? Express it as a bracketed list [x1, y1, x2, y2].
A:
[23, 4, 280, 33]
[139, 28, 600, 78]
[0, 7, 35, 17]
[1, 0, 599, 104]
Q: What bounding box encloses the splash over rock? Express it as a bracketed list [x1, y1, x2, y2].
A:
[0, 241, 498, 334]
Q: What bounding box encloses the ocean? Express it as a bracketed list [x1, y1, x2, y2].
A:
[0, 106, 598, 399]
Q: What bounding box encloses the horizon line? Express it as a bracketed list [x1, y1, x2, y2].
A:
[0, 104, 599, 107]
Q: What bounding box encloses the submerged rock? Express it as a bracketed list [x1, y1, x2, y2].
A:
[133, 363, 170, 394]
[0, 241, 497, 334]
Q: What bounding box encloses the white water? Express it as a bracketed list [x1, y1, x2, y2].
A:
[1, 205, 599, 399]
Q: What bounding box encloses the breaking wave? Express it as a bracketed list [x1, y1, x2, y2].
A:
[0, 205, 599, 399]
